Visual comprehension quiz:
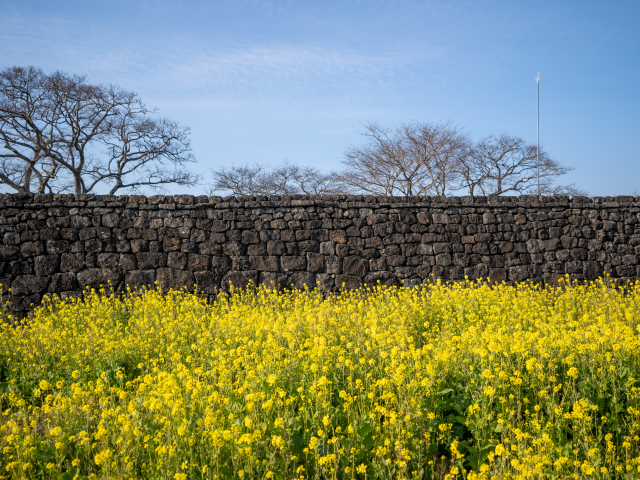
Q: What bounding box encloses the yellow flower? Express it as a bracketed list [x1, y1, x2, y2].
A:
[1, 278, 639, 476]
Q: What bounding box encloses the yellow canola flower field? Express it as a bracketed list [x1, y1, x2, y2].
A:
[1, 278, 640, 480]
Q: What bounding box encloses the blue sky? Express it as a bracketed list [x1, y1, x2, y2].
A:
[1, 0, 639, 196]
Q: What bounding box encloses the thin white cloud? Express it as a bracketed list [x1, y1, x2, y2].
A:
[0, 8, 446, 112]
[151, 44, 430, 105]
[169, 45, 402, 86]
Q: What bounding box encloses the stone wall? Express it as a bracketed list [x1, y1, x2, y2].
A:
[1, 193, 639, 316]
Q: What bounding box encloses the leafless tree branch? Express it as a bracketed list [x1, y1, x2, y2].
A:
[0, 66, 197, 195]
[402, 120, 470, 196]
[336, 121, 471, 196]
[465, 133, 584, 196]
[209, 161, 345, 196]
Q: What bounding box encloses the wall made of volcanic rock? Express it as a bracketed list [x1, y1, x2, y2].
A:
[1, 193, 639, 316]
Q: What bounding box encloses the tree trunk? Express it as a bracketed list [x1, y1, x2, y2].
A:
[74, 174, 83, 195]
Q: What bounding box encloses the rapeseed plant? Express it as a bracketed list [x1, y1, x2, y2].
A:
[0, 277, 640, 479]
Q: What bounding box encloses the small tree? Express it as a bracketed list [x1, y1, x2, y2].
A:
[209, 161, 343, 196]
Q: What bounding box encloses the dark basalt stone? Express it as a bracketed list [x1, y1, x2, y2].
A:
[1, 193, 639, 314]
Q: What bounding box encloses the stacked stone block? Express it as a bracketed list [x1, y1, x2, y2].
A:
[1, 193, 639, 317]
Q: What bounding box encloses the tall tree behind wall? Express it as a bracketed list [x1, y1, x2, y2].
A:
[207, 120, 587, 198]
[0, 66, 197, 195]
[340, 122, 585, 197]
[459, 133, 587, 196]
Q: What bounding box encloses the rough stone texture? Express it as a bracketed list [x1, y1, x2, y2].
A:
[124, 270, 156, 290]
[364, 271, 401, 287]
[259, 272, 289, 290]
[289, 271, 316, 289]
[282, 256, 306, 271]
[11, 275, 49, 295]
[336, 274, 362, 289]
[221, 270, 258, 291]
[34, 254, 60, 276]
[194, 271, 221, 294]
[157, 267, 195, 292]
[3, 193, 640, 316]
[50, 272, 77, 292]
[343, 256, 368, 277]
[137, 252, 167, 269]
[76, 268, 123, 291]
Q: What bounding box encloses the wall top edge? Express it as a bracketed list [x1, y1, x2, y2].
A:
[0, 193, 638, 208]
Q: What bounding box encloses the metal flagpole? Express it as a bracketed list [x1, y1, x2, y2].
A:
[536, 73, 540, 195]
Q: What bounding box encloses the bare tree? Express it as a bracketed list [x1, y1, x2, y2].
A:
[541, 183, 589, 196]
[263, 162, 343, 195]
[210, 120, 586, 199]
[0, 66, 197, 195]
[209, 161, 343, 196]
[84, 105, 196, 195]
[0, 67, 61, 193]
[457, 152, 486, 197]
[209, 163, 267, 196]
[462, 134, 586, 196]
[337, 121, 471, 196]
[339, 123, 423, 196]
[43, 71, 131, 194]
[402, 121, 470, 196]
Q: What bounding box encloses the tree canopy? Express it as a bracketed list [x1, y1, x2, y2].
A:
[0, 66, 197, 195]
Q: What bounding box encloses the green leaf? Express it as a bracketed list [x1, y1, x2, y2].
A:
[452, 396, 468, 415]
[457, 440, 474, 454]
[445, 413, 466, 425]
[34, 448, 55, 461]
[436, 388, 454, 396]
[362, 434, 375, 450]
[358, 423, 372, 437]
